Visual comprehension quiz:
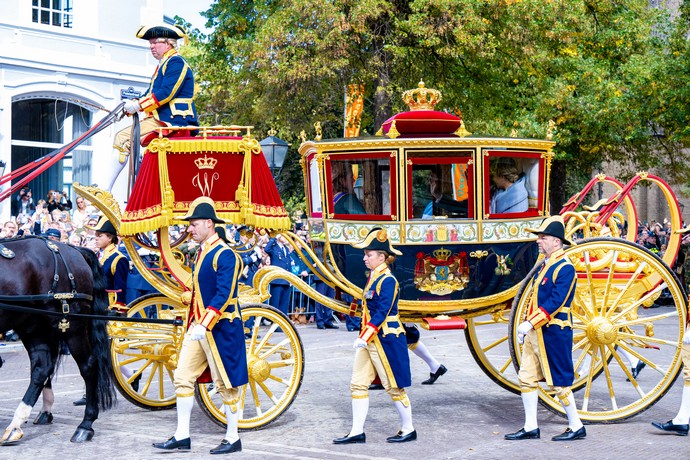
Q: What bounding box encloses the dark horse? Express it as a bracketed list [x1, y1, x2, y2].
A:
[0, 236, 116, 444]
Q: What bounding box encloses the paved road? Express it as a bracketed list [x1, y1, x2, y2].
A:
[0, 324, 687, 459]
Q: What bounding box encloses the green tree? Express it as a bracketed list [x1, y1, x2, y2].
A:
[189, 1, 685, 209]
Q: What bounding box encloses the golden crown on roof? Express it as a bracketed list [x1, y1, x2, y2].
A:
[402, 80, 442, 111]
[195, 155, 218, 170]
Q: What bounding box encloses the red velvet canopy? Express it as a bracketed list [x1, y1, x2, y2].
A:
[120, 135, 291, 236]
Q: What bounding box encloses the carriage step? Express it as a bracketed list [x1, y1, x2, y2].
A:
[421, 316, 466, 330]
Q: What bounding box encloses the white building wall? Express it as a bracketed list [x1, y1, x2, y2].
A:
[0, 0, 172, 220]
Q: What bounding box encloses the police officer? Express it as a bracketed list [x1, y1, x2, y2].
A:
[505, 215, 586, 441]
[153, 197, 248, 454]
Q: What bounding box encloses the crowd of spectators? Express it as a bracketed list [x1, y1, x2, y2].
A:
[0, 188, 346, 341]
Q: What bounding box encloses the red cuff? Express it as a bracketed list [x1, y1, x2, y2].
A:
[527, 307, 551, 328]
[359, 322, 379, 342]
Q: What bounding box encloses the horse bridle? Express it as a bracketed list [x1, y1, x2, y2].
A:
[0, 237, 183, 328]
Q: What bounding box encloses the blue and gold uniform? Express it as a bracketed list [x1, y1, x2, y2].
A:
[137, 48, 198, 127]
[100, 243, 129, 308]
[354, 263, 411, 393]
[334, 227, 416, 445]
[519, 248, 577, 387]
[185, 233, 248, 391]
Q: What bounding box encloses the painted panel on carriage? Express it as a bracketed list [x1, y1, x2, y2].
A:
[330, 240, 539, 300]
[482, 219, 543, 242]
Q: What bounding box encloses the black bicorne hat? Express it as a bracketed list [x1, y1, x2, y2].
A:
[136, 24, 187, 40]
[181, 197, 227, 224]
[351, 227, 402, 256]
[525, 215, 573, 246]
[87, 216, 117, 236]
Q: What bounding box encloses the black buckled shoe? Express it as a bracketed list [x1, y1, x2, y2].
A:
[651, 420, 689, 436]
[152, 436, 191, 450]
[368, 383, 385, 391]
[627, 361, 646, 381]
[72, 395, 87, 406]
[504, 428, 540, 440]
[210, 439, 242, 454]
[422, 365, 447, 385]
[324, 322, 339, 329]
[33, 411, 53, 425]
[552, 426, 586, 441]
[386, 430, 417, 443]
[333, 433, 366, 444]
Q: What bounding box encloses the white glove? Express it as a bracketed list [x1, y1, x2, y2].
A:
[683, 329, 690, 345]
[189, 324, 207, 341]
[517, 321, 533, 345]
[353, 338, 368, 349]
[123, 99, 140, 114]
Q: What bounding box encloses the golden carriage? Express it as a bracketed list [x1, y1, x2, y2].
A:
[76, 82, 687, 429]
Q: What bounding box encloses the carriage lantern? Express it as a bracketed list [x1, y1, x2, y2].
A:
[0, 160, 5, 177]
[260, 129, 290, 179]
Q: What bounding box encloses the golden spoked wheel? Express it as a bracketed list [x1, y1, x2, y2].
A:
[465, 307, 520, 394]
[509, 238, 687, 422]
[109, 293, 187, 409]
[195, 304, 304, 430]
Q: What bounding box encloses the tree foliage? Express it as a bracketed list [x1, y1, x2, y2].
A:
[185, 1, 690, 208]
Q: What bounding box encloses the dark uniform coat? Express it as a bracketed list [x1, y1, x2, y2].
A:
[525, 249, 577, 387]
[100, 243, 129, 307]
[191, 234, 248, 389]
[138, 49, 198, 127]
[359, 264, 411, 389]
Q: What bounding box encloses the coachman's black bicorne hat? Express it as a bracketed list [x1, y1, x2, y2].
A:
[351, 227, 402, 256]
[87, 216, 117, 236]
[181, 197, 227, 224]
[525, 215, 573, 246]
[136, 24, 187, 40]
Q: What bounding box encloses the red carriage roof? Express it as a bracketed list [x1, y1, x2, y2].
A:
[119, 134, 291, 236]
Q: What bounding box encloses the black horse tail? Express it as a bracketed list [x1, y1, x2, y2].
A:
[76, 246, 117, 410]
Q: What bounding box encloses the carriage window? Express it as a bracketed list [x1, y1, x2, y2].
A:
[328, 155, 395, 219]
[485, 153, 542, 217]
[307, 155, 322, 215]
[408, 158, 473, 219]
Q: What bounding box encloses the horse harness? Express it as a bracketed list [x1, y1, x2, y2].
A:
[0, 238, 92, 333]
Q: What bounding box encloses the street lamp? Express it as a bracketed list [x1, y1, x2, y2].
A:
[259, 129, 290, 179]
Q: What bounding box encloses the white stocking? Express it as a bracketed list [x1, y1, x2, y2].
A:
[673, 385, 690, 425]
[349, 398, 369, 436]
[411, 341, 441, 373]
[561, 392, 583, 431]
[393, 400, 414, 434]
[522, 391, 539, 431]
[224, 405, 240, 443]
[173, 396, 194, 440]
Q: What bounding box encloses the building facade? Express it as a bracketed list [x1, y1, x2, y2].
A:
[0, 0, 174, 221]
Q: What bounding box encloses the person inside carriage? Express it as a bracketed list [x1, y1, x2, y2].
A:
[489, 158, 528, 214]
[418, 166, 468, 219]
[108, 23, 198, 191]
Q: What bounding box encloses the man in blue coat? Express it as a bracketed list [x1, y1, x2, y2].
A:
[108, 23, 198, 190]
[505, 216, 585, 442]
[153, 197, 247, 454]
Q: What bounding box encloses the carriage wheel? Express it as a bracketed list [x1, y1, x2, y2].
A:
[109, 293, 187, 409]
[195, 304, 305, 430]
[465, 308, 521, 394]
[509, 238, 687, 423]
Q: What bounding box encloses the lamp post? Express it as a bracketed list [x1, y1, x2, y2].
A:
[259, 129, 290, 179]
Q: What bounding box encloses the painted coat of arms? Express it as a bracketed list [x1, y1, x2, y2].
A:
[414, 248, 470, 296]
